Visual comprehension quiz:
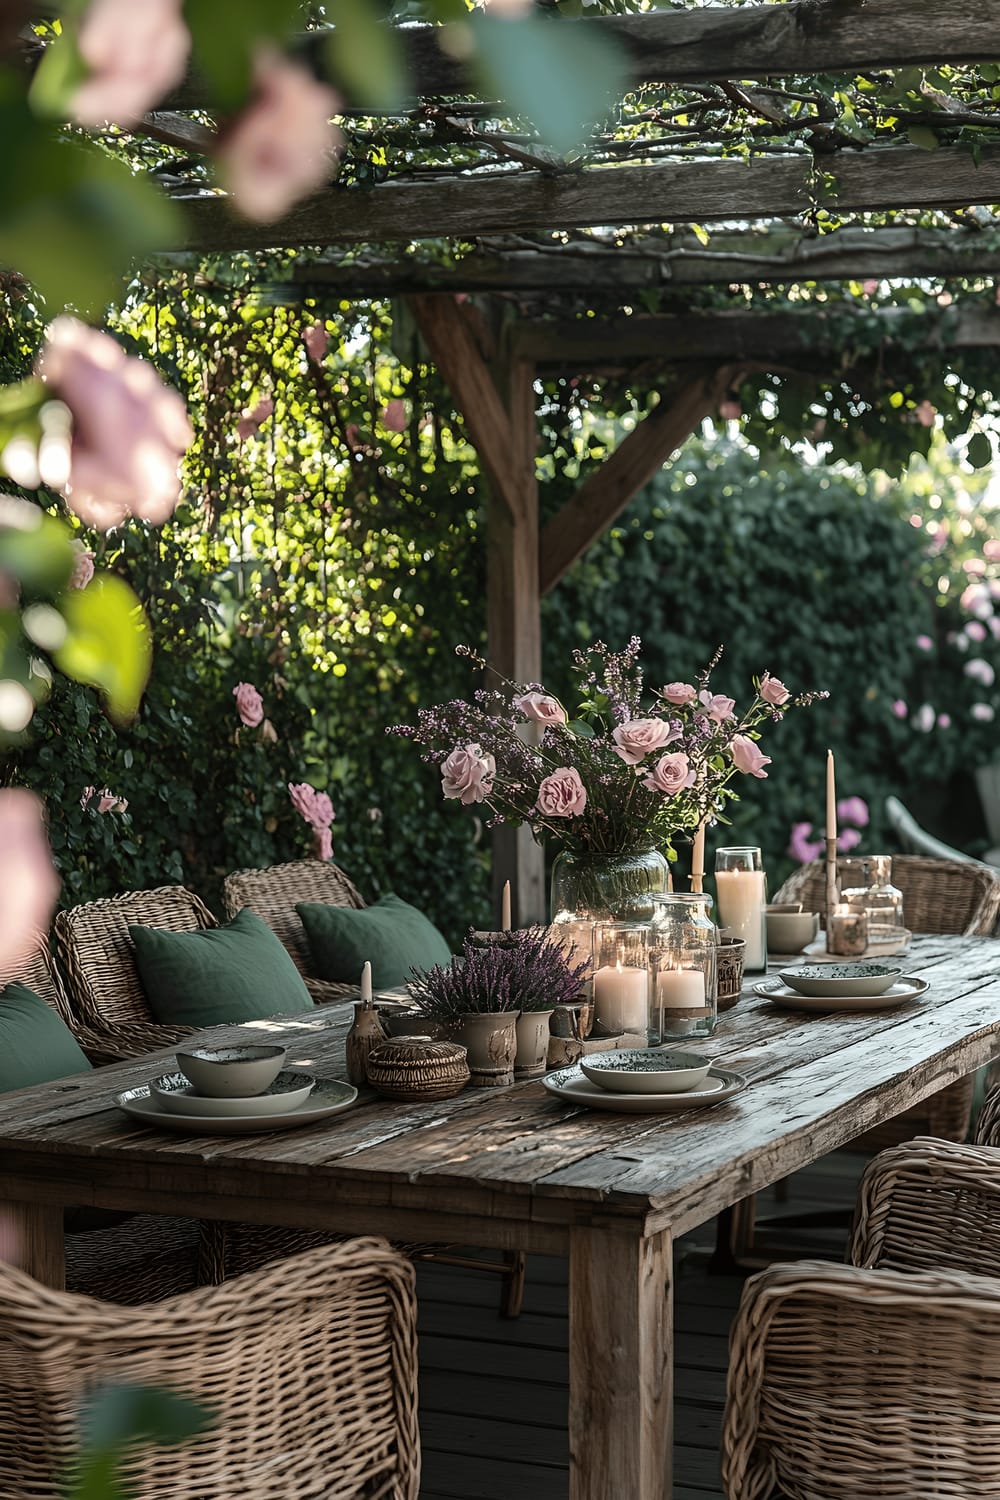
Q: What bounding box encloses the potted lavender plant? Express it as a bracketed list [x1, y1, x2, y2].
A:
[492, 926, 591, 1078]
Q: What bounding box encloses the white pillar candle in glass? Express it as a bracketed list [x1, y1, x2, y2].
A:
[656, 964, 706, 1009]
[593, 961, 647, 1034]
[714, 847, 768, 973]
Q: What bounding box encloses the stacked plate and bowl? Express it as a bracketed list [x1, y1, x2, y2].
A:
[542, 1048, 746, 1113]
[753, 963, 928, 1012]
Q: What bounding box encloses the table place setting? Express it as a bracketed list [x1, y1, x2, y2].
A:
[542, 1047, 747, 1115]
[753, 962, 930, 1013]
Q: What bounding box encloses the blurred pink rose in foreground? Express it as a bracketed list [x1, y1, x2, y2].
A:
[837, 828, 862, 852]
[759, 672, 790, 706]
[69, 541, 95, 590]
[642, 752, 694, 797]
[381, 400, 407, 434]
[730, 734, 771, 778]
[984, 539, 1000, 562]
[70, 0, 190, 128]
[837, 796, 869, 828]
[0, 789, 59, 969]
[661, 682, 696, 705]
[788, 822, 824, 864]
[441, 745, 495, 806]
[38, 318, 192, 531]
[613, 718, 677, 766]
[233, 681, 264, 728]
[891, 699, 908, 719]
[514, 692, 566, 727]
[217, 49, 341, 224]
[536, 767, 587, 819]
[302, 322, 329, 363]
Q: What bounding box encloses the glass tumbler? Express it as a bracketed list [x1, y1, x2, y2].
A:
[714, 847, 767, 974]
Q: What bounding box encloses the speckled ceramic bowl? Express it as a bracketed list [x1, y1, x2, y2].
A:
[778, 963, 902, 998]
[580, 1048, 716, 1096]
[175, 1045, 287, 1098]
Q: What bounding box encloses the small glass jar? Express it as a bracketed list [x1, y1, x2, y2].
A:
[647, 893, 717, 1042]
[839, 855, 905, 950]
[828, 901, 868, 957]
[714, 847, 767, 974]
[591, 922, 650, 1037]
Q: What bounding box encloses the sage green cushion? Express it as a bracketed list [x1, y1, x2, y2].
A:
[130, 907, 314, 1026]
[0, 983, 91, 1092]
[297, 893, 451, 990]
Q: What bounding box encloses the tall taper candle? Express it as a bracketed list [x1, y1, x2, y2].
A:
[691, 822, 705, 894]
[501, 880, 512, 932]
[826, 748, 837, 840]
[360, 960, 373, 1004]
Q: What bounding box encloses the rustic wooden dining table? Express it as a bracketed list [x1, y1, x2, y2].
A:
[1, 931, 999, 1500]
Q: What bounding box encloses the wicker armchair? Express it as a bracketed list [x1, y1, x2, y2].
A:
[53, 886, 218, 1059]
[223, 859, 366, 1005]
[722, 1136, 1000, 1499]
[0, 1235, 419, 1500]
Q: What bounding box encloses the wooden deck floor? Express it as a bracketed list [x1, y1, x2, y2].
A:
[415, 1153, 867, 1500]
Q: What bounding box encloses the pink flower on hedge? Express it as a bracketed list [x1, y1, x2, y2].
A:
[984, 539, 1000, 562]
[661, 682, 697, 705]
[0, 789, 59, 970]
[69, 541, 95, 590]
[38, 318, 192, 531]
[938, 713, 952, 728]
[612, 718, 677, 765]
[313, 826, 333, 861]
[69, 0, 191, 128]
[837, 796, 869, 828]
[973, 703, 996, 722]
[730, 734, 771, 778]
[699, 691, 736, 723]
[891, 699, 908, 719]
[914, 703, 935, 732]
[289, 782, 318, 823]
[642, 752, 694, 797]
[536, 767, 587, 818]
[96, 788, 128, 814]
[916, 634, 933, 651]
[860, 279, 879, 297]
[837, 828, 862, 852]
[966, 621, 988, 642]
[302, 322, 329, 363]
[759, 672, 790, 706]
[233, 682, 264, 728]
[217, 48, 341, 224]
[965, 658, 996, 688]
[440, 744, 495, 806]
[310, 791, 334, 829]
[914, 400, 936, 428]
[788, 822, 824, 864]
[514, 692, 566, 727]
[381, 400, 407, 434]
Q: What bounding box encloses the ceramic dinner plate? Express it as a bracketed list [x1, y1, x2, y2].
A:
[753, 975, 928, 1012]
[117, 1077, 357, 1134]
[150, 1070, 316, 1118]
[543, 1064, 746, 1114]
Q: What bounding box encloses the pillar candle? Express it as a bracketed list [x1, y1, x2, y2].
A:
[360, 959, 373, 1004]
[656, 965, 706, 1009]
[826, 748, 837, 841]
[593, 962, 647, 1034]
[501, 880, 512, 932]
[715, 869, 767, 970]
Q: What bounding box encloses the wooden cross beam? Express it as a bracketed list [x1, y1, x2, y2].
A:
[178, 146, 1000, 253]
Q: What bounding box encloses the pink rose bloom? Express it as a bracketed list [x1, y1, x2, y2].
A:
[536, 767, 587, 819]
[642, 752, 695, 797]
[612, 718, 677, 766]
[0, 789, 59, 970]
[302, 322, 329, 363]
[788, 822, 824, 864]
[38, 318, 192, 531]
[69, 541, 95, 590]
[381, 400, 407, 434]
[915, 634, 933, 651]
[69, 0, 190, 128]
[860, 279, 879, 297]
[515, 692, 567, 728]
[891, 700, 908, 719]
[937, 713, 952, 728]
[441, 744, 495, 806]
[96, 788, 127, 814]
[699, 690, 736, 722]
[961, 583, 993, 618]
[233, 682, 264, 728]
[759, 672, 790, 706]
[965, 621, 988, 642]
[313, 826, 333, 861]
[661, 682, 697, 705]
[972, 703, 996, 723]
[288, 782, 319, 823]
[730, 734, 771, 778]
[914, 400, 936, 428]
[837, 796, 869, 828]
[837, 828, 862, 853]
[965, 658, 996, 688]
[309, 791, 335, 830]
[217, 48, 341, 224]
[914, 703, 935, 732]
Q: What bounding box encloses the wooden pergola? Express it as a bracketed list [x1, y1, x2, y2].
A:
[81, 0, 1000, 919]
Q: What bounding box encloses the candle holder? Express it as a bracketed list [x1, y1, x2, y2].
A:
[828, 902, 868, 957]
[714, 847, 767, 974]
[591, 922, 650, 1037]
[549, 919, 596, 1003]
[647, 894, 717, 1042]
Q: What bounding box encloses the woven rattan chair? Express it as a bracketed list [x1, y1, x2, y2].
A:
[53, 886, 218, 1059]
[0, 1235, 419, 1500]
[222, 859, 366, 1005]
[722, 1135, 1000, 1499]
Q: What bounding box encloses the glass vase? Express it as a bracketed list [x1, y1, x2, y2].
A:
[550, 847, 670, 924]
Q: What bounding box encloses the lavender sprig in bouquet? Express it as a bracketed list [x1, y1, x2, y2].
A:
[392, 638, 826, 859]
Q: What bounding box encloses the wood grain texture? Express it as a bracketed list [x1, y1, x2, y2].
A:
[7, 1202, 64, 1290]
[179, 148, 1000, 252]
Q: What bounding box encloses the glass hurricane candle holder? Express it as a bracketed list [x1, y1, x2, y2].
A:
[549, 918, 596, 1003]
[828, 902, 868, 957]
[648, 893, 718, 1042]
[839, 855, 905, 950]
[714, 847, 767, 974]
[591, 922, 650, 1037]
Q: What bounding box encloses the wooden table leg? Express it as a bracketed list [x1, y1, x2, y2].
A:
[569, 1224, 673, 1500]
[6, 1202, 65, 1289]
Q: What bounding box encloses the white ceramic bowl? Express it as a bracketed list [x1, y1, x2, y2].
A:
[175, 1045, 287, 1098]
[152, 1070, 315, 1117]
[778, 963, 903, 998]
[580, 1048, 715, 1095]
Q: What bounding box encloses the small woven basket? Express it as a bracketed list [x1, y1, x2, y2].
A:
[717, 937, 746, 1011]
[366, 1036, 470, 1101]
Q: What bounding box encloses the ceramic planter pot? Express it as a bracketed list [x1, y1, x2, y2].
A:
[514, 1009, 553, 1079]
[454, 1011, 517, 1088]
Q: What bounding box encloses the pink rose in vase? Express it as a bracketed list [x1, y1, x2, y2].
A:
[661, 682, 697, 705]
[730, 734, 771, 778]
[699, 691, 736, 723]
[612, 718, 678, 766]
[440, 744, 496, 805]
[514, 692, 567, 727]
[233, 682, 264, 728]
[536, 767, 587, 818]
[642, 752, 695, 797]
[759, 672, 790, 706]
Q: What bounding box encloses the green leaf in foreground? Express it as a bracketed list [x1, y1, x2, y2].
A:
[70, 1384, 213, 1500]
[325, 0, 407, 113]
[54, 575, 152, 725]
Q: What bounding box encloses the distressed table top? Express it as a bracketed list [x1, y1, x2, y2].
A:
[1, 933, 997, 1247]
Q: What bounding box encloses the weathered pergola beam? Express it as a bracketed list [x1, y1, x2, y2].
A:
[162, 0, 1000, 111]
[178, 146, 1000, 252]
[513, 304, 1000, 369]
[539, 368, 741, 597]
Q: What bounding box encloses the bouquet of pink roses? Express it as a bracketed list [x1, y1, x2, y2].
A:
[392, 639, 826, 857]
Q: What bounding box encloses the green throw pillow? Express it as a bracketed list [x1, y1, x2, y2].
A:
[296, 893, 451, 990]
[130, 907, 314, 1027]
[0, 982, 92, 1093]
